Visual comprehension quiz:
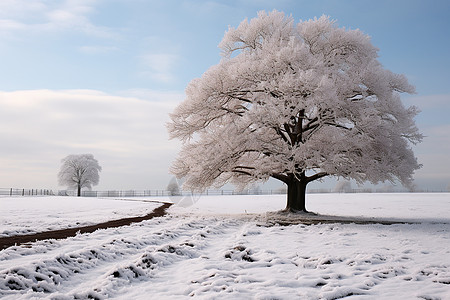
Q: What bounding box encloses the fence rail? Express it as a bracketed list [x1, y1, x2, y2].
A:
[57, 188, 435, 197]
[58, 189, 287, 198]
[0, 188, 54, 197]
[1, 187, 447, 198]
[2, 188, 286, 198]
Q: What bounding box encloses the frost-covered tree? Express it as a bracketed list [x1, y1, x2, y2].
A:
[333, 180, 352, 193]
[168, 11, 422, 212]
[58, 154, 102, 196]
[167, 178, 181, 196]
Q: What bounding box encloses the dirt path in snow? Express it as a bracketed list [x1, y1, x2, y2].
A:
[0, 202, 173, 250]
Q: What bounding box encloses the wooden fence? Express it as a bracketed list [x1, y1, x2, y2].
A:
[58, 189, 287, 197]
[2, 187, 444, 198]
[0, 188, 54, 196]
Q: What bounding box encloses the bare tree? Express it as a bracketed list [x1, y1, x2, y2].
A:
[168, 11, 422, 212]
[58, 154, 102, 196]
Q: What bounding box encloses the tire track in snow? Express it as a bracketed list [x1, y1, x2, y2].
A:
[0, 215, 238, 299]
[1, 215, 449, 299]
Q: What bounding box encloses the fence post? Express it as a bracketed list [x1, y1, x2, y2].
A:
[10, 188, 12, 196]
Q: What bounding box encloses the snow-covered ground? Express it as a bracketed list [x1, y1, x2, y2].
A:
[0, 196, 161, 237]
[0, 193, 449, 299]
[172, 193, 450, 223]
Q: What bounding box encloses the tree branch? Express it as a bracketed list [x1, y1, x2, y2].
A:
[220, 107, 244, 117]
[303, 117, 319, 131]
[306, 172, 328, 183]
[323, 122, 352, 130]
[271, 173, 289, 183]
[273, 126, 289, 143]
[234, 166, 256, 170]
[224, 93, 253, 103]
[283, 123, 295, 145]
[232, 169, 253, 176]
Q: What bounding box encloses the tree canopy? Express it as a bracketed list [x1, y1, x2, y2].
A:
[58, 154, 102, 196]
[168, 11, 422, 211]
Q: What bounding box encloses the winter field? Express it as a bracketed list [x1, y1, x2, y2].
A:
[0, 193, 449, 299]
[0, 197, 162, 237]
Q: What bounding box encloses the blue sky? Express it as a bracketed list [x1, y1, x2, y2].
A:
[0, 0, 449, 192]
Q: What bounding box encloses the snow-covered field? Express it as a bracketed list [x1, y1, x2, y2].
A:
[1, 193, 449, 299]
[0, 196, 162, 237]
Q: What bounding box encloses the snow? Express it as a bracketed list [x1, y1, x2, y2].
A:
[1, 193, 449, 299]
[170, 193, 450, 223]
[0, 196, 161, 237]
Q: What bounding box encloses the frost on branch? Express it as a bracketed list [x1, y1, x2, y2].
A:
[58, 154, 102, 197]
[168, 10, 422, 211]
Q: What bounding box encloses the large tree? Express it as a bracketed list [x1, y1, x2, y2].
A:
[168, 11, 422, 212]
[58, 154, 102, 197]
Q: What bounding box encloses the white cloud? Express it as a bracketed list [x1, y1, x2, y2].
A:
[412, 124, 450, 190]
[397, 93, 450, 190]
[79, 45, 119, 54]
[181, 0, 233, 14]
[0, 19, 26, 30]
[0, 0, 47, 19]
[140, 53, 179, 83]
[0, 0, 118, 39]
[0, 89, 183, 190]
[118, 89, 185, 102]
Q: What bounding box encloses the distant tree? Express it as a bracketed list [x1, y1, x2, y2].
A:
[167, 178, 181, 196]
[333, 181, 352, 193]
[168, 11, 422, 212]
[58, 154, 102, 196]
[251, 185, 261, 195]
[377, 184, 396, 193]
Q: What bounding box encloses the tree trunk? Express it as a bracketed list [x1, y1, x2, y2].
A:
[77, 184, 81, 197]
[285, 175, 308, 212]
